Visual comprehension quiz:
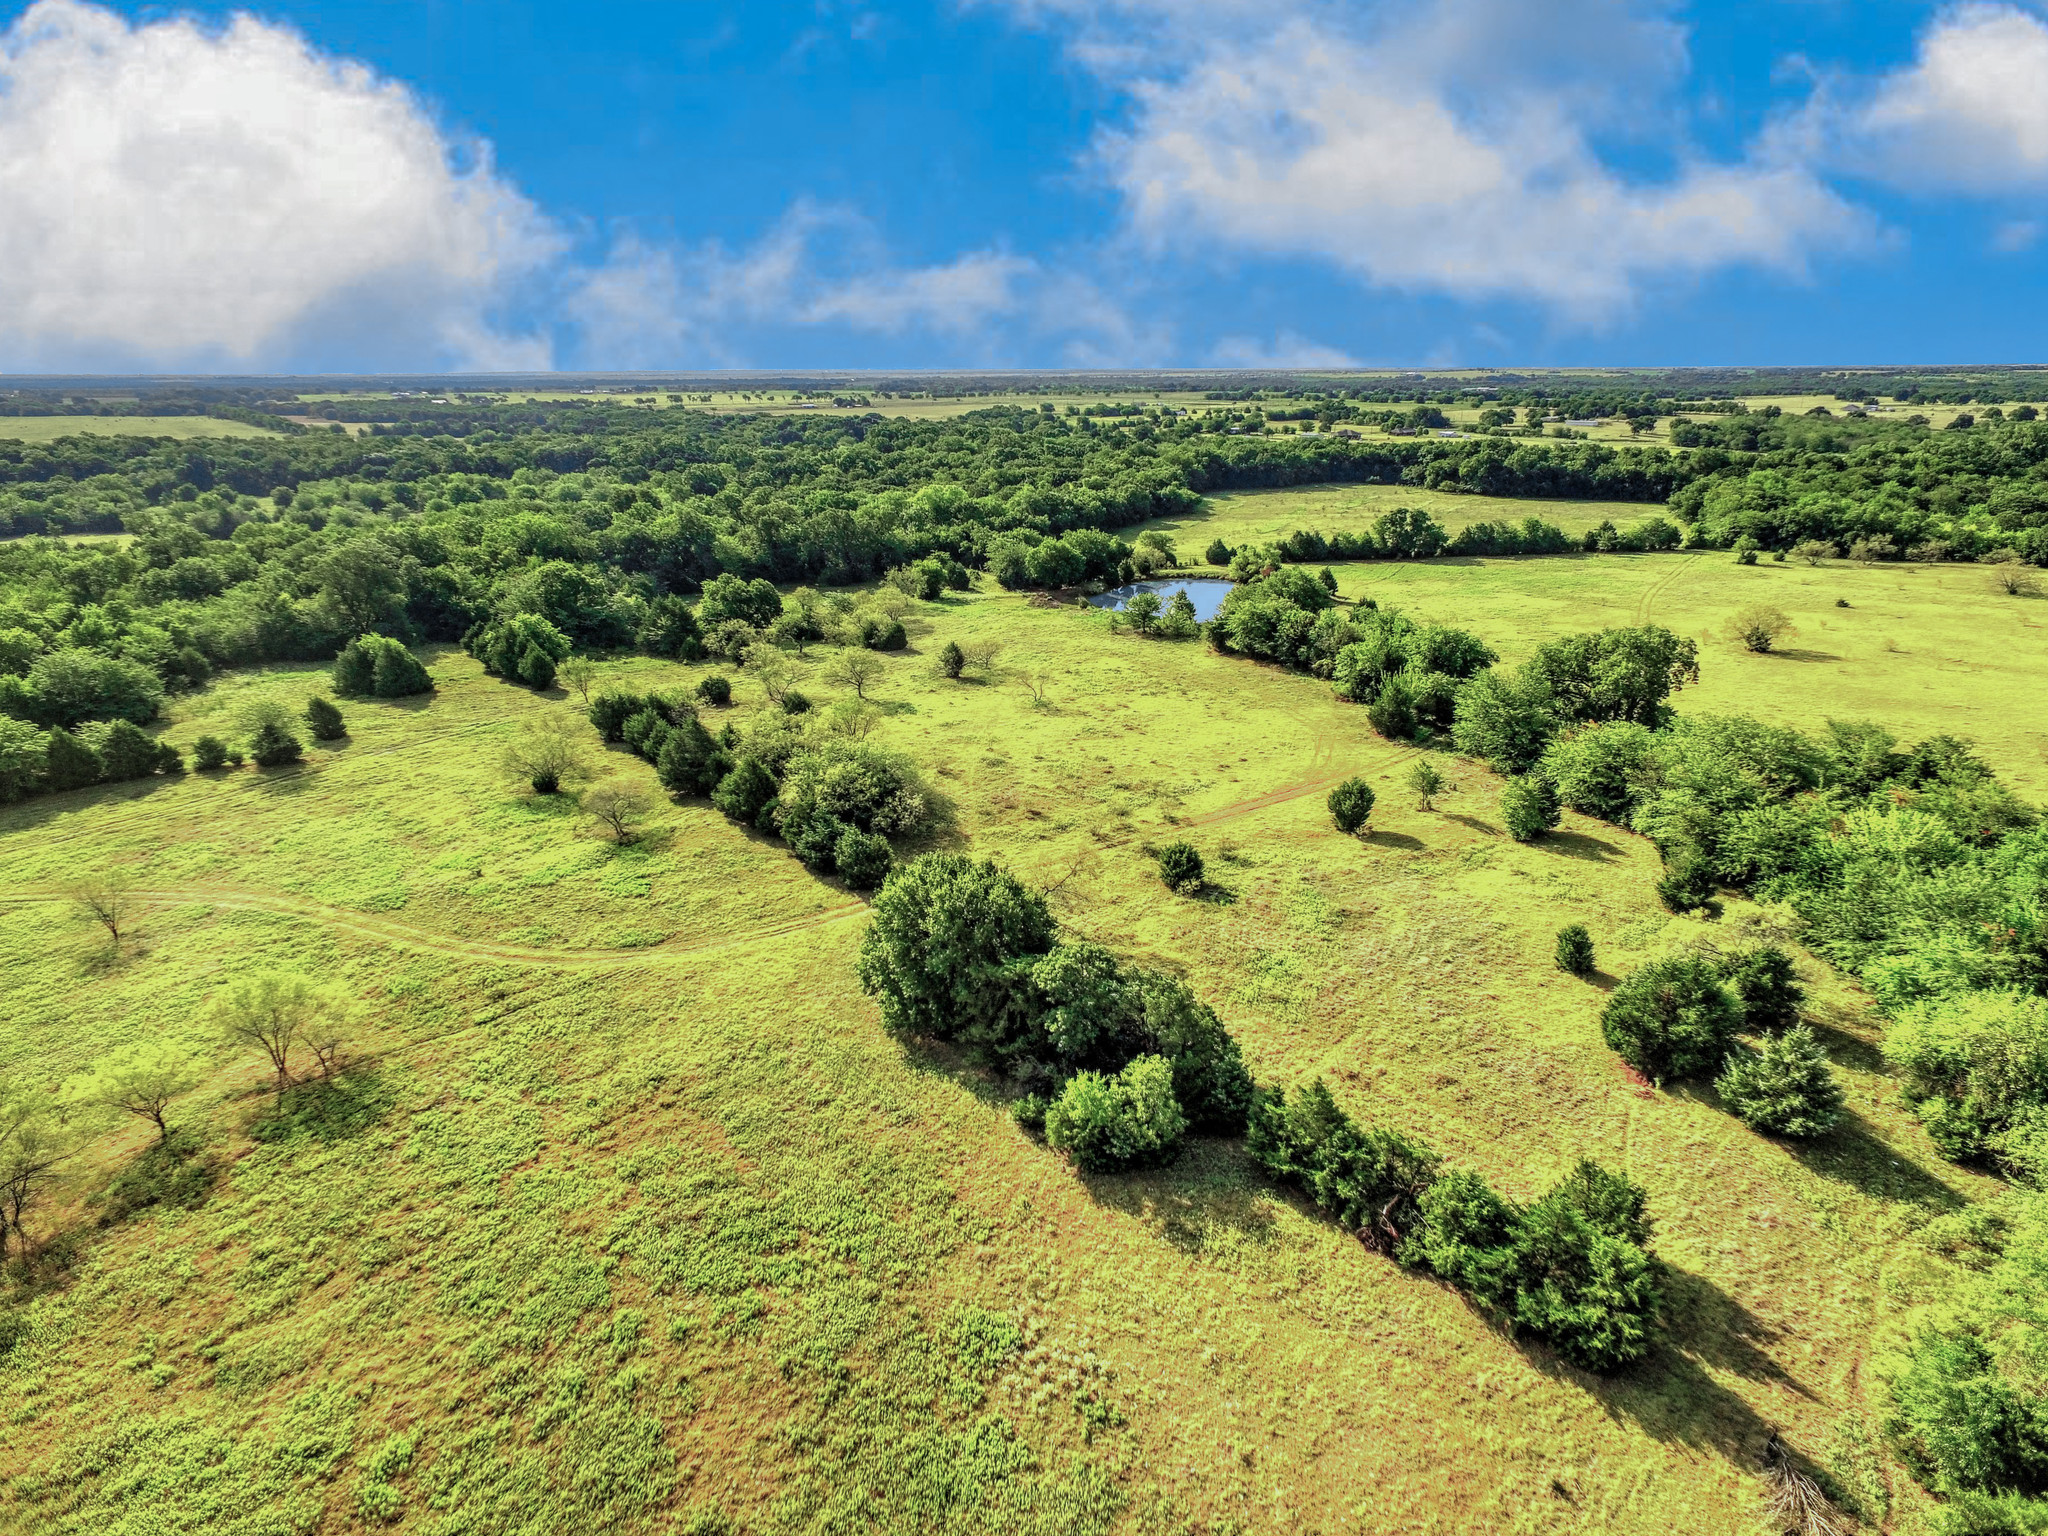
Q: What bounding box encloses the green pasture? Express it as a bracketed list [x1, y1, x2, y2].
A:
[1139, 485, 1669, 550]
[0, 416, 288, 443]
[0, 558, 2023, 1533]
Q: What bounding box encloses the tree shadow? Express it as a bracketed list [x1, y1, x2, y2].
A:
[874, 699, 918, 716]
[1362, 828, 1425, 850]
[1785, 1106, 1965, 1211]
[1079, 1141, 1279, 1256]
[1546, 829, 1624, 862]
[1443, 812, 1500, 836]
[1767, 649, 1841, 664]
[1191, 882, 1240, 906]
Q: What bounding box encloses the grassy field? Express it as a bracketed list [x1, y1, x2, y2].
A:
[1137, 486, 1670, 550]
[0, 557, 2028, 1533]
[0, 416, 288, 443]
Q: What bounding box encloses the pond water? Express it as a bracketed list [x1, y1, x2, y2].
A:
[1087, 577, 1235, 622]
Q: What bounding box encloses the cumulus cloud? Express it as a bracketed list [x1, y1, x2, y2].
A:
[1799, 3, 2048, 193]
[0, 0, 560, 371]
[1000, 0, 1876, 321]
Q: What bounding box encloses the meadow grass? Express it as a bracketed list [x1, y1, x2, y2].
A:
[0, 417, 288, 443]
[0, 557, 2027, 1533]
[1136, 485, 1669, 550]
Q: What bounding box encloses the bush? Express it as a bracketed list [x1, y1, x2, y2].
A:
[1728, 603, 1795, 653]
[656, 718, 729, 797]
[1415, 1167, 1523, 1311]
[43, 726, 101, 790]
[469, 612, 571, 689]
[1655, 842, 1717, 912]
[855, 854, 1058, 1058]
[588, 689, 645, 742]
[1501, 774, 1562, 841]
[1555, 924, 1596, 976]
[91, 719, 161, 782]
[1205, 538, 1231, 566]
[1601, 953, 1742, 1083]
[1451, 667, 1558, 773]
[1720, 945, 1805, 1030]
[780, 689, 813, 715]
[938, 641, 966, 679]
[1247, 1079, 1442, 1251]
[696, 674, 731, 706]
[1044, 1056, 1189, 1173]
[834, 828, 893, 892]
[248, 721, 304, 768]
[333, 635, 432, 698]
[1888, 1328, 2048, 1496]
[711, 757, 779, 827]
[1540, 721, 1657, 823]
[304, 697, 346, 741]
[1155, 841, 1204, 894]
[1135, 971, 1255, 1135]
[1509, 1161, 1661, 1372]
[1885, 991, 2048, 1164]
[192, 735, 231, 771]
[1716, 1025, 1843, 1137]
[1328, 777, 1375, 833]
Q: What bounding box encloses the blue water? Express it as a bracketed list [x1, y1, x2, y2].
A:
[1087, 577, 1235, 621]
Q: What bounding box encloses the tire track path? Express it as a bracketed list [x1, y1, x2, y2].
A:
[1632, 552, 1705, 623]
[0, 884, 866, 970]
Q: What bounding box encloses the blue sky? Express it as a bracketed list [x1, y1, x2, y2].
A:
[2, 0, 2046, 372]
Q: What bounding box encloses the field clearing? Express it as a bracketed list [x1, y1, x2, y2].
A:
[0, 564, 2021, 1533]
[1335, 552, 2048, 799]
[0, 416, 288, 443]
[1138, 486, 1670, 549]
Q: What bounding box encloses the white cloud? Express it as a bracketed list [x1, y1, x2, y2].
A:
[1802, 3, 2048, 193]
[999, 0, 1876, 322]
[1207, 331, 1359, 368]
[0, 0, 560, 371]
[563, 203, 1154, 367]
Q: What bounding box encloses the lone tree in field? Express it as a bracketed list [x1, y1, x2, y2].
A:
[827, 649, 886, 700]
[211, 972, 345, 1103]
[1715, 1025, 1843, 1138]
[585, 781, 653, 845]
[1501, 774, 1562, 841]
[1555, 924, 1596, 977]
[560, 656, 598, 704]
[1154, 841, 1204, 895]
[1406, 759, 1446, 810]
[303, 696, 347, 741]
[502, 718, 587, 794]
[937, 640, 966, 679]
[1328, 777, 1375, 833]
[75, 1041, 200, 1144]
[1993, 560, 2043, 597]
[1727, 604, 1795, 654]
[68, 872, 134, 949]
[0, 1090, 70, 1263]
[1792, 540, 1834, 567]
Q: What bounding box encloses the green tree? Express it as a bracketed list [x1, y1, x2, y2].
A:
[1124, 590, 1163, 634]
[584, 781, 653, 845]
[1155, 841, 1204, 894]
[711, 757, 778, 827]
[696, 674, 732, 706]
[71, 1041, 201, 1144]
[937, 641, 966, 679]
[0, 717, 45, 803]
[834, 828, 893, 893]
[0, 1089, 70, 1263]
[1451, 667, 1557, 772]
[1727, 604, 1795, 653]
[304, 696, 346, 741]
[1716, 1026, 1843, 1138]
[1555, 924, 1596, 976]
[1204, 538, 1232, 567]
[333, 635, 432, 698]
[1524, 626, 1699, 727]
[1655, 841, 1717, 912]
[43, 726, 102, 791]
[211, 972, 344, 1103]
[191, 735, 231, 771]
[855, 854, 1057, 1062]
[1328, 777, 1375, 833]
[559, 656, 598, 703]
[1509, 1161, 1662, 1372]
[826, 649, 885, 699]
[1044, 1055, 1188, 1174]
[1407, 759, 1446, 809]
[655, 717, 727, 797]
[1720, 946, 1805, 1031]
[1501, 774, 1562, 841]
[1601, 954, 1742, 1083]
[501, 718, 586, 794]
[248, 721, 303, 768]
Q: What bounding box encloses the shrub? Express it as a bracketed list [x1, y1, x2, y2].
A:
[1720, 945, 1805, 1030]
[588, 689, 646, 742]
[501, 718, 585, 794]
[1205, 538, 1231, 566]
[1365, 673, 1421, 740]
[1044, 1055, 1189, 1173]
[1540, 721, 1657, 822]
[584, 782, 653, 845]
[938, 641, 966, 679]
[698, 573, 783, 630]
[1555, 924, 1596, 976]
[1327, 777, 1375, 833]
[192, 735, 231, 771]
[855, 854, 1057, 1058]
[1509, 1161, 1661, 1372]
[1451, 667, 1558, 773]
[780, 689, 813, 715]
[1406, 759, 1446, 809]
[1247, 1079, 1441, 1251]
[1655, 842, 1717, 912]
[1602, 953, 1742, 1082]
[834, 828, 893, 892]
[1728, 603, 1795, 653]
[248, 721, 304, 768]
[1501, 774, 1562, 841]
[1415, 1167, 1523, 1311]
[1887, 1328, 2048, 1496]
[469, 612, 571, 689]
[304, 697, 346, 741]
[1716, 1025, 1843, 1137]
[91, 720, 161, 782]
[1155, 841, 1204, 894]
[1885, 991, 2048, 1164]
[1135, 971, 1255, 1135]
[43, 726, 102, 790]
[776, 740, 932, 839]
[656, 718, 729, 797]
[711, 756, 779, 826]
[333, 635, 432, 698]
[639, 594, 705, 659]
[696, 674, 732, 706]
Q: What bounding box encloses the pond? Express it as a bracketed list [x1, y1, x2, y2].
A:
[1087, 577, 1235, 622]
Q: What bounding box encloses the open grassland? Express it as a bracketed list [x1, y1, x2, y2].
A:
[1336, 551, 2048, 800]
[0, 565, 2028, 1534]
[1138, 486, 1670, 550]
[0, 416, 288, 443]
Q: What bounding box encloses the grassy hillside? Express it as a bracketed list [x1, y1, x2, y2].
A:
[1136, 485, 1671, 551]
[0, 557, 2028, 1534]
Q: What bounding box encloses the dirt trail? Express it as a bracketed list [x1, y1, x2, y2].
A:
[0, 884, 866, 970]
[1633, 552, 1706, 623]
